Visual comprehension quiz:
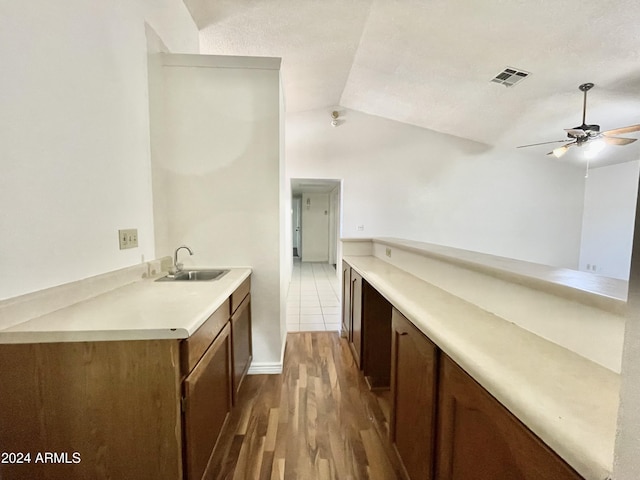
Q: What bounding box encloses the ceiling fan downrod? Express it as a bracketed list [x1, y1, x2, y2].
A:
[579, 82, 594, 127]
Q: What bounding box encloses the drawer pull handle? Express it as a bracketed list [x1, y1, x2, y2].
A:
[399, 332, 408, 336]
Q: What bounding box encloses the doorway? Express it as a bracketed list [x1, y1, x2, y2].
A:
[288, 178, 343, 333]
[290, 179, 341, 265]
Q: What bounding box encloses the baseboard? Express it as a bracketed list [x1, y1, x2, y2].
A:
[247, 362, 282, 375]
[247, 333, 287, 375]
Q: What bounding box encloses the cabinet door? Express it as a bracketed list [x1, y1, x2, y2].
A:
[231, 293, 252, 402]
[436, 355, 583, 480]
[183, 323, 232, 480]
[350, 270, 363, 368]
[391, 309, 438, 480]
[341, 261, 352, 340]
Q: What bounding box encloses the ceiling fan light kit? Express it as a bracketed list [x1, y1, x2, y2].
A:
[517, 83, 640, 158]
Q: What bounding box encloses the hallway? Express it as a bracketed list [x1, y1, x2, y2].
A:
[286, 260, 342, 332]
[207, 332, 402, 479]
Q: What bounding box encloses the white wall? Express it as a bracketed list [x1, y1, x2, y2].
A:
[614, 176, 640, 479]
[150, 54, 284, 369]
[301, 193, 330, 262]
[328, 185, 340, 265]
[0, 0, 198, 300]
[287, 108, 586, 269]
[579, 161, 640, 280]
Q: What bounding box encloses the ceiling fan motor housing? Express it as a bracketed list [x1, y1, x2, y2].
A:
[568, 124, 600, 140]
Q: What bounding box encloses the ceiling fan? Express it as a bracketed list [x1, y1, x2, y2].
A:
[517, 83, 640, 158]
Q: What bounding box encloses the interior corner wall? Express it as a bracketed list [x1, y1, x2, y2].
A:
[0, 0, 198, 301]
[150, 55, 283, 367]
[578, 160, 640, 280]
[286, 108, 585, 269]
[279, 77, 290, 360]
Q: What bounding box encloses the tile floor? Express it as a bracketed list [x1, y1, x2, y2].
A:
[286, 259, 342, 332]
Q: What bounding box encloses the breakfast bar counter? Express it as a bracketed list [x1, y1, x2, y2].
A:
[342, 237, 623, 480]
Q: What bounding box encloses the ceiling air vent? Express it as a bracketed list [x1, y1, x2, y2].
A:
[491, 67, 530, 87]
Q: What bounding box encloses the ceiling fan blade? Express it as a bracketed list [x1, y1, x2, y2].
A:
[516, 139, 573, 148]
[601, 124, 640, 136]
[547, 143, 575, 158]
[602, 136, 637, 146]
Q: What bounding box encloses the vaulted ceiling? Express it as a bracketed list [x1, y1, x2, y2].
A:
[183, 0, 640, 166]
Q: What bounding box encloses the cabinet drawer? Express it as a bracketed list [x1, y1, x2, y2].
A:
[181, 298, 230, 376]
[231, 276, 251, 315]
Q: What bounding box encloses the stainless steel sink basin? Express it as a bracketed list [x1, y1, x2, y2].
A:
[156, 269, 229, 282]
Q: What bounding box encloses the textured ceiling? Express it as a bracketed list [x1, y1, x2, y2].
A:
[184, 0, 640, 166]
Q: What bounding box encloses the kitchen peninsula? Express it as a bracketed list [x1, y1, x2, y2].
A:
[341, 237, 624, 480]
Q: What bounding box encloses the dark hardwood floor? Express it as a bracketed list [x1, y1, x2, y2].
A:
[207, 332, 403, 480]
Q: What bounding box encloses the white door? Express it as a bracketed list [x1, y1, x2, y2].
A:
[292, 196, 302, 257]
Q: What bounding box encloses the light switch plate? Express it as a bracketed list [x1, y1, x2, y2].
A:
[118, 229, 138, 249]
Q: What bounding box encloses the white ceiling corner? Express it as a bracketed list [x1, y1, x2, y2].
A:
[184, 0, 640, 166]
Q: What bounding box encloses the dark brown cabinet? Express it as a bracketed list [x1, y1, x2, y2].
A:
[180, 298, 234, 480]
[342, 261, 392, 387]
[0, 275, 252, 480]
[183, 323, 232, 480]
[390, 309, 438, 480]
[436, 355, 583, 480]
[339, 265, 586, 480]
[0, 340, 183, 480]
[341, 261, 352, 339]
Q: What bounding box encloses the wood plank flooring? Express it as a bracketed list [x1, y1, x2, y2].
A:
[207, 332, 403, 480]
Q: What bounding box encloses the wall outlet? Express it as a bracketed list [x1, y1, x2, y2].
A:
[386, 247, 392, 257]
[357, 225, 364, 231]
[118, 229, 138, 250]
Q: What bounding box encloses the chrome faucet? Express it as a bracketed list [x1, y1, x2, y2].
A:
[173, 245, 194, 273]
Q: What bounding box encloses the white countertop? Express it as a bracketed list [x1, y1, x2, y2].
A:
[344, 255, 618, 480]
[362, 237, 629, 312]
[0, 268, 251, 344]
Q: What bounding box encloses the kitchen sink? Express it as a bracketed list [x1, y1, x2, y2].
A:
[155, 269, 229, 282]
